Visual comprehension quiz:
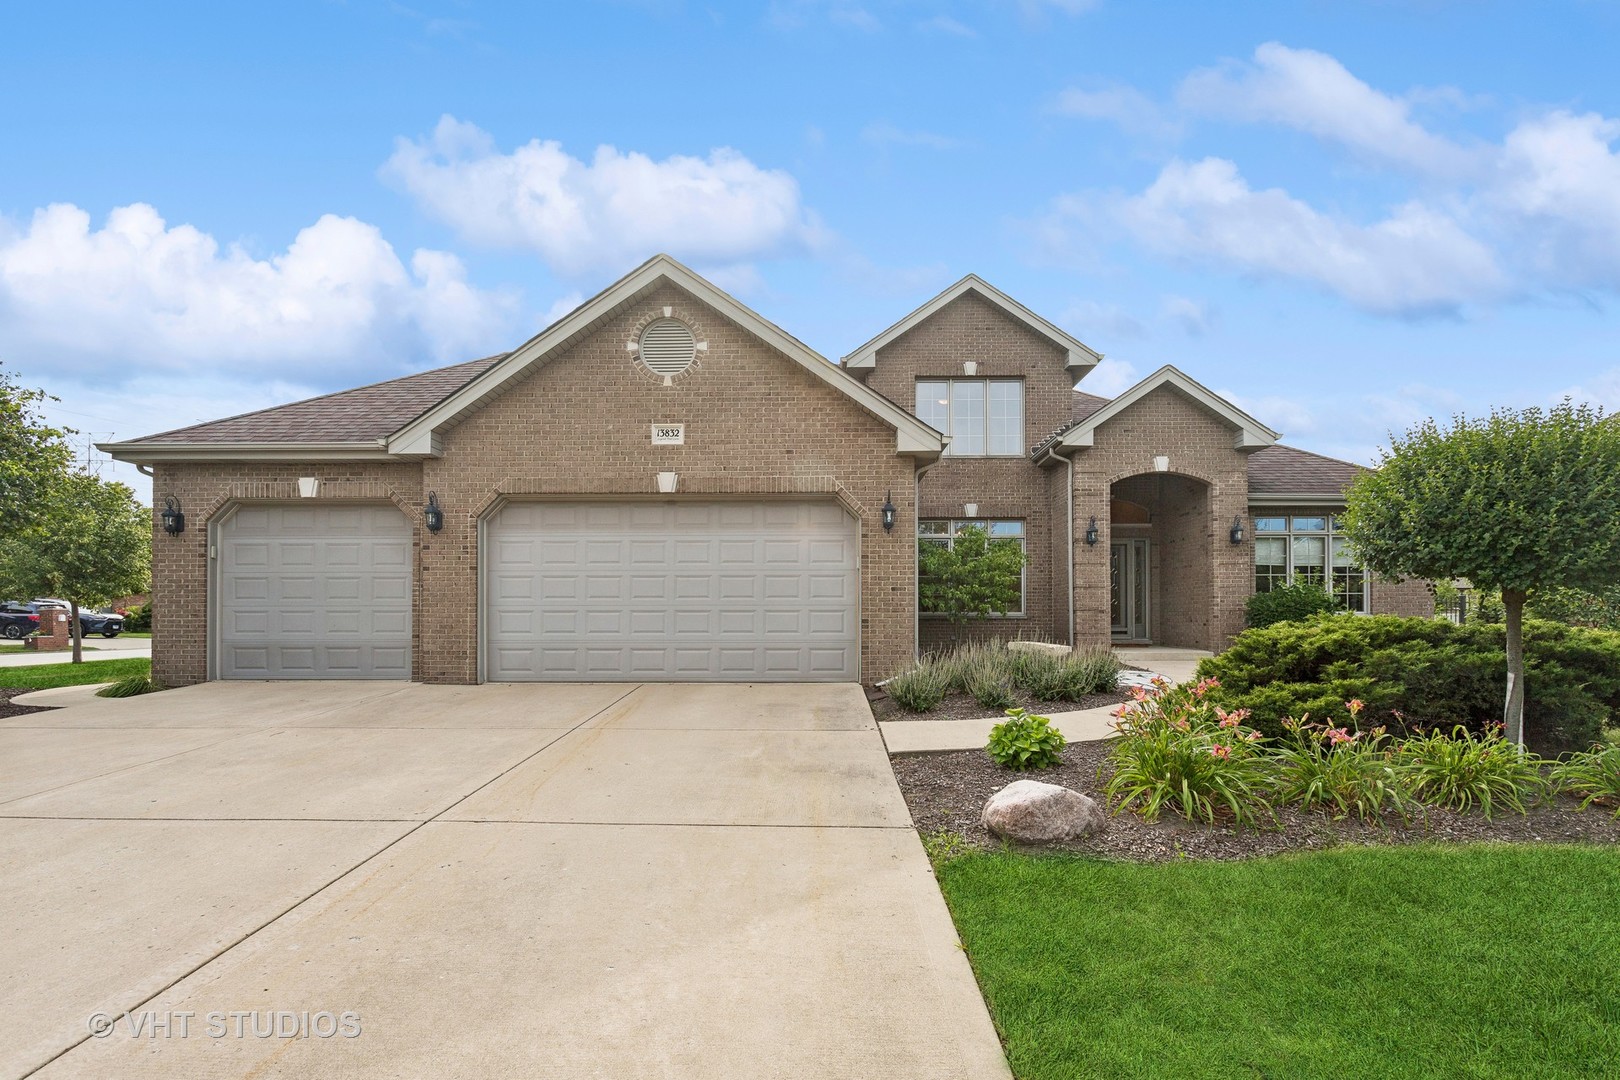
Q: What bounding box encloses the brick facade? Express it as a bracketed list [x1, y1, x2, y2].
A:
[852, 292, 1074, 650]
[147, 281, 920, 687]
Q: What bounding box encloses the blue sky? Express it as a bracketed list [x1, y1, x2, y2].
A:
[5, 1, 1620, 499]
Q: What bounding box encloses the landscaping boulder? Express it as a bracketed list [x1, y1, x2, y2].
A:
[981, 780, 1104, 843]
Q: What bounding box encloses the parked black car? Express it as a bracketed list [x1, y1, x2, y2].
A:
[0, 603, 41, 640]
[7, 600, 125, 638]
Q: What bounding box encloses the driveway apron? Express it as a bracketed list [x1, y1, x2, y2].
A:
[3, 681, 1009, 1079]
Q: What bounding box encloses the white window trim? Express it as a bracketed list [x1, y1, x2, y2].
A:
[915, 379, 1025, 458]
[1252, 515, 1368, 613]
[918, 518, 1027, 617]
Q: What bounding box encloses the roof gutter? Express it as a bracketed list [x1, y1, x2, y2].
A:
[99, 439, 401, 465]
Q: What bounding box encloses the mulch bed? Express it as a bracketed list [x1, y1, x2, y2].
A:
[872, 687, 1132, 723]
[890, 739, 1620, 862]
[0, 688, 56, 721]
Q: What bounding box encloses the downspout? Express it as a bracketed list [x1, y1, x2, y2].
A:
[1066, 451, 1075, 647]
[913, 455, 944, 662]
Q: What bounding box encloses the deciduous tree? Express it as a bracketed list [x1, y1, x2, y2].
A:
[1343, 402, 1620, 746]
[918, 524, 1026, 626]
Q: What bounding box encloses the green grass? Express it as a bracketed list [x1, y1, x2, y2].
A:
[0, 657, 152, 690]
[937, 845, 1620, 1079]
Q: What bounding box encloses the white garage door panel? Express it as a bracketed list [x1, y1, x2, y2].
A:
[218, 505, 413, 679]
[485, 500, 858, 681]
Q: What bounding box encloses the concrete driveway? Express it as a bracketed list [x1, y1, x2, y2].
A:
[0, 682, 1009, 1079]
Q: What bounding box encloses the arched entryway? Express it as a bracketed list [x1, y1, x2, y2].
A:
[1108, 473, 1214, 649]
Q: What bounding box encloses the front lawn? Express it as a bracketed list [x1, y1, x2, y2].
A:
[938, 845, 1620, 1079]
[0, 657, 152, 690]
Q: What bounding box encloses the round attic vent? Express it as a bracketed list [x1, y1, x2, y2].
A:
[638, 318, 697, 376]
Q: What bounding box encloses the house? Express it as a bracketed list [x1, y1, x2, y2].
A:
[103, 255, 1431, 687]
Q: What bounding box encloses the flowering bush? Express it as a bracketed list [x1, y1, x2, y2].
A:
[1104, 677, 1274, 827]
[1271, 700, 1408, 822]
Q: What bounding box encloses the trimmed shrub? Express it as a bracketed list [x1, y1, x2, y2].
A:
[986, 708, 1067, 770]
[1245, 581, 1343, 628]
[1197, 614, 1620, 752]
[122, 603, 152, 632]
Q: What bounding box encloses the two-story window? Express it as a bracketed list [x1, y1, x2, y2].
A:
[918, 519, 1026, 615]
[915, 380, 1023, 456]
[1253, 515, 1366, 613]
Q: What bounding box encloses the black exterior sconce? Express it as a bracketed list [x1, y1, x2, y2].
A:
[1084, 516, 1099, 546]
[1229, 515, 1245, 545]
[424, 492, 445, 533]
[880, 491, 896, 533]
[160, 497, 185, 536]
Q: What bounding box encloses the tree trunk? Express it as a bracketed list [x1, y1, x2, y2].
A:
[1502, 588, 1527, 748]
[69, 599, 82, 664]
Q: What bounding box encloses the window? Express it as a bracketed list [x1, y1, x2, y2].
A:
[918, 519, 1026, 615]
[915, 380, 1023, 456]
[1252, 514, 1366, 612]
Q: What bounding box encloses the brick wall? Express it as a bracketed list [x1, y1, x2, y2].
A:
[1068, 387, 1254, 651]
[1371, 576, 1435, 617]
[419, 281, 919, 685]
[148, 463, 425, 686]
[853, 291, 1074, 651]
[149, 281, 920, 687]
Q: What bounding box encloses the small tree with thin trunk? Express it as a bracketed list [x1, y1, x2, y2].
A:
[918, 523, 1027, 625]
[0, 472, 152, 663]
[1342, 402, 1620, 746]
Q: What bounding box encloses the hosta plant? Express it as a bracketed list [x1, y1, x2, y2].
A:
[1104, 678, 1274, 828]
[986, 708, 1067, 770]
[1271, 700, 1407, 822]
[1549, 746, 1620, 817]
[1394, 724, 1547, 818]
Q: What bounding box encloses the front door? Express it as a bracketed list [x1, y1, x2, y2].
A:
[1110, 539, 1150, 642]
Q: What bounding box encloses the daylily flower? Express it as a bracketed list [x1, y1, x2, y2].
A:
[1346, 698, 1364, 717]
[1324, 727, 1357, 745]
[1209, 743, 1231, 759]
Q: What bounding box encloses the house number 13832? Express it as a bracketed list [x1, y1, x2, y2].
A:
[651, 424, 686, 445]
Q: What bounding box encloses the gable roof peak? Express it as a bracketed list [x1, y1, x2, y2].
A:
[1039, 364, 1280, 456]
[842, 274, 1103, 376]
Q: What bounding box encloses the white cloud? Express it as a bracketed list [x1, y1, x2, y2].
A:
[1053, 85, 1181, 142]
[1490, 110, 1620, 288]
[1561, 367, 1620, 412]
[1159, 294, 1215, 336]
[1060, 300, 1146, 342]
[1078, 357, 1139, 396]
[1178, 42, 1478, 177]
[1103, 157, 1506, 315]
[382, 116, 823, 277]
[917, 14, 976, 36]
[1217, 388, 1318, 437]
[0, 202, 517, 382]
[861, 122, 967, 151]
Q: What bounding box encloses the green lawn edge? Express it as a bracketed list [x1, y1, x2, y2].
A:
[0, 657, 153, 690]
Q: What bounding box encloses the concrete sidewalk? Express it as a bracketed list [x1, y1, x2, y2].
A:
[2, 681, 1010, 1079]
[0, 635, 151, 668]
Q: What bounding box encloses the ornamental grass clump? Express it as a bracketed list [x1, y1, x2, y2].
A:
[886, 661, 950, 712]
[986, 708, 1066, 770]
[1271, 700, 1407, 822]
[960, 649, 1016, 711]
[1104, 677, 1275, 828]
[1393, 724, 1547, 818]
[1549, 746, 1620, 817]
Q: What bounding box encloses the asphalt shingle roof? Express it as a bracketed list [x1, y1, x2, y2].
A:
[124, 356, 505, 444]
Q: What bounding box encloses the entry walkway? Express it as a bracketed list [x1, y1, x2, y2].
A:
[1, 681, 1009, 1079]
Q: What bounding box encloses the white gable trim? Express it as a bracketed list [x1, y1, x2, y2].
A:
[1053, 366, 1280, 452]
[841, 274, 1103, 377]
[388, 254, 945, 458]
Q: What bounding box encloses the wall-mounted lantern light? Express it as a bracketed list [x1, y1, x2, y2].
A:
[423, 492, 444, 533]
[1229, 515, 1245, 545]
[1084, 516, 1099, 546]
[881, 491, 896, 533]
[160, 497, 185, 536]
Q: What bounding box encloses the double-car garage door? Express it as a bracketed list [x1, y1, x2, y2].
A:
[484, 500, 859, 681]
[215, 499, 859, 682]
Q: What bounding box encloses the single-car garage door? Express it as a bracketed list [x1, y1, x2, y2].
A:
[216, 504, 413, 679]
[484, 500, 859, 681]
